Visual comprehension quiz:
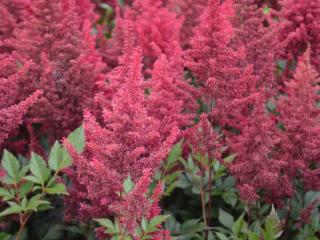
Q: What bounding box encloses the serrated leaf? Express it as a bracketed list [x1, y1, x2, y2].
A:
[141, 218, 148, 232]
[0, 203, 22, 217]
[232, 214, 245, 236]
[49, 141, 72, 172]
[149, 215, 170, 229]
[30, 153, 50, 185]
[180, 219, 204, 235]
[18, 181, 33, 198]
[167, 142, 182, 166]
[218, 209, 234, 229]
[1, 150, 20, 183]
[263, 205, 283, 240]
[67, 126, 85, 154]
[46, 183, 68, 195]
[123, 175, 135, 193]
[223, 154, 236, 163]
[95, 218, 116, 234]
[27, 195, 50, 211]
[24, 175, 41, 184]
[0, 187, 14, 201]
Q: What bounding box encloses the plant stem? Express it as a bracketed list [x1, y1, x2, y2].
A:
[16, 213, 30, 240]
[206, 161, 213, 228]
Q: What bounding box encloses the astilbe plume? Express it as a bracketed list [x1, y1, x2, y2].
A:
[232, 0, 281, 94]
[95, 21, 136, 116]
[186, 0, 293, 205]
[277, 49, 320, 191]
[280, 0, 320, 74]
[64, 48, 178, 221]
[76, 0, 98, 25]
[5, 0, 106, 147]
[185, 0, 235, 99]
[127, 0, 183, 68]
[102, 0, 183, 71]
[0, 0, 30, 57]
[109, 169, 153, 234]
[185, 114, 221, 162]
[145, 51, 197, 138]
[0, 56, 41, 146]
[165, 0, 208, 48]
[185, 0, 259, 130]
[229, 94, 291, 206]
[95, 11, 132, 71]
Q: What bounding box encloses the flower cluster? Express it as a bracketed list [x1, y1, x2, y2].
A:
[2, 0, 106, 152]
[64, 47, 178, 221]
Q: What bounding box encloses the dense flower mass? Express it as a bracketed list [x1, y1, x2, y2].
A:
[277, 49, 320, 191]
[0, 0, 320, 238]
[280, 0, 320, 74]
[3, 0, 106, 151]
[0, 56, 41, 146]
[100, 0, 183, 72]
[64, 47, 178, 221]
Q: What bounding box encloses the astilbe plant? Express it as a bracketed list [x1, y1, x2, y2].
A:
[0, 56, 41, 147]
[64, 47, 178, 223]
[101, 0, 183, 72]
[229, 94, 291, 206]
[145, 51, 197, 138]
[165, 0, 208, 48]
[184, 114, 222, 228]
[280, 0, 320, 74]
[186, 0, 293, 207]
[127, 0, 183, 70]
[0, 0, 30, 57]
[232, 0, 281, 94]
[185, 0, 259, 130]
[185, 0, 235, 106]
[277, 49, 320, 191]
[4, 0, 106, 150]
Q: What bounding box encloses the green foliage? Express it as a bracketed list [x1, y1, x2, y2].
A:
[0, 127, 83, 239]
[67, 126, 85, 154]
[123, 175, 135, 194]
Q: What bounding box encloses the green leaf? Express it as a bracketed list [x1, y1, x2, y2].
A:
[41, 224, 65, 240]
[0, 203, 22, 217]
[180, 219, 204, 235]
[27, 195, 50, 211]
[0, 187, 14, 201]
[263, 206, 283, 240]
[18, 182, 33, 198]
[46, 183, 68, 195]
[167, 142, 182, 166]
[248, 231, 260, 240]
[67, 126, 85, 154]
[48, 141, 72, 172]
[1, 150, 20, 182]
[263, 6, 270, 14]
[149, 215, 170, 229]
[123, 175, 135, 193]
[218, 209, 234, 229]
[232, 214, 245, 236]
[215, 232, 229, 240]
[95, 218, 116, 234]
[223, 154, 236, 164]
[141, 218, 148, 232]
[23, 175, 42, 184]
[30, 153, 50, 185]
[0, 232, 11, 240]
